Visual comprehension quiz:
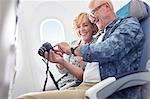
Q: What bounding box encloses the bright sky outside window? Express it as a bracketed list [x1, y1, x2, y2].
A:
[40, 19, 65, 46]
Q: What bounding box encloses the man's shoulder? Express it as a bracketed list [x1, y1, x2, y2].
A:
[121, 16, 139, 23]
[118, 16, 140, 29]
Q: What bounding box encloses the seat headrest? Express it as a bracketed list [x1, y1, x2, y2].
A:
[116, 0, 148, 21]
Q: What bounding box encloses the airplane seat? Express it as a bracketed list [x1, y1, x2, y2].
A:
[85, 0, 150, 99]
[140, 2, 150, 70]
[140, 2, 150, 99]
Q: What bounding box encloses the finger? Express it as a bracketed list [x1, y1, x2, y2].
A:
[53, 45, 59, 50]
[53, 49, 63, 53]
[49, 50, 54, 62]
[53, 46, 65, 54]
[53, 45, 64, 53]
[58, 47, 65, 53]
[44, 51, 49, 59]
[55, 51, 63, 57]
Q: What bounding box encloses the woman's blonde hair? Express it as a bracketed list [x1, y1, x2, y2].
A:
[73, 12, 98, 35]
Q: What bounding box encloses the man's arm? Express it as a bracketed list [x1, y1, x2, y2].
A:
[78, 17, 144, 64]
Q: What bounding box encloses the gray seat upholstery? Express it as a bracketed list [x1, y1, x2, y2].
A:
[140, 2, 150, 99]
[140, 3, 150, 69]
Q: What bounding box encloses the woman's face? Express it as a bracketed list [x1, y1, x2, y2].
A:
[75, 17, 93, 42]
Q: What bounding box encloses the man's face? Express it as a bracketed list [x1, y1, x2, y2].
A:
[89, 1, 107, 30]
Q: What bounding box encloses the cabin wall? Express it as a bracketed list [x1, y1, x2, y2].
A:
[0, 0, 16, 99]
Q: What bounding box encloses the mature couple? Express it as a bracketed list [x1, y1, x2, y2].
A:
[18, 0, 145, 99]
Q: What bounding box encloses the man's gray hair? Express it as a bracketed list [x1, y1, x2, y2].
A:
[90, 0, 114, 11]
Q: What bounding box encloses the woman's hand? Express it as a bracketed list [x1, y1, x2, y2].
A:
[44, 51, 64, 64]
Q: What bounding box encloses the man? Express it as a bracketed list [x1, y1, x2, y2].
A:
[55, 0, 145, 98]
[18, 0, 145, 99]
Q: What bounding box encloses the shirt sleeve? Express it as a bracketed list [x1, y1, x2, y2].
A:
[80, 17, 144, 64]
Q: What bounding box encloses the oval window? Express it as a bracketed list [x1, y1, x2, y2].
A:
[40, 19, 65, 45]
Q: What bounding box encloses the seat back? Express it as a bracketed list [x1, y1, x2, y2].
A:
[116, 1, 150, 99]
[116, 0, 150, 69]
[140, 3, 150, 99]
[140, 3, 150, 69]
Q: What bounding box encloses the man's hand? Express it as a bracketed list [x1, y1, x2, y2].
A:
[54, 42, 72, 55]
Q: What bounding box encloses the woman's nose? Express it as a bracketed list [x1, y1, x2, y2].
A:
[79, 26, 85, 31]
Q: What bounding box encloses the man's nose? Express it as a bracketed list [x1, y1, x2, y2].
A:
[88, 14, 96, 23]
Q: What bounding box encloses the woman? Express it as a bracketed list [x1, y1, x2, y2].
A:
[17, 12, 98, 99]
[56, 12, 98, 89]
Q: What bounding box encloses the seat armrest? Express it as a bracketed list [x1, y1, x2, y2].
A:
[85, 77, 116, 99]
[85, 70, 150, 99]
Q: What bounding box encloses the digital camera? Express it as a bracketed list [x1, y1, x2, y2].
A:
[38, 42, 53, 57]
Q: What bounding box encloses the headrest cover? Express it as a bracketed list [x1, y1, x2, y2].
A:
[129, 0, 148, 20]
[116, 0, 148, 21]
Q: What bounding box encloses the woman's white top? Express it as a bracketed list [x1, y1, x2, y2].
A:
[83, 31, 106, 83]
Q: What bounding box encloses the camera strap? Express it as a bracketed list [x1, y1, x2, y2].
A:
[42, 59, 59, 91]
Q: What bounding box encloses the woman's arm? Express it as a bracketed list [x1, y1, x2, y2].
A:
[45, 51, 83, 80]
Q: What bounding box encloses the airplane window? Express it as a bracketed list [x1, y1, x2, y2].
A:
[40, 19, 65, 45]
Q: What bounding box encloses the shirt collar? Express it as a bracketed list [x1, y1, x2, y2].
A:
[105, 17, 121, 29]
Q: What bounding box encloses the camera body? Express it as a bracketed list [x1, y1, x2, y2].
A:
[38, 42, 53, 57]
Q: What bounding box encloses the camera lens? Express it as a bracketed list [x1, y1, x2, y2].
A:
[38, 46, 45, 57]
[38, 42, 53, 57]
